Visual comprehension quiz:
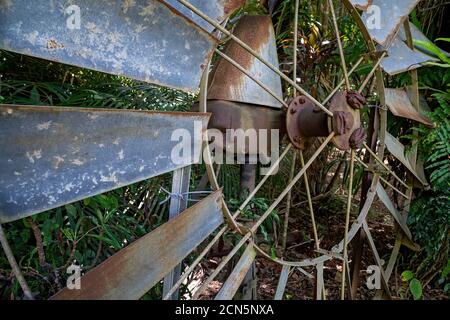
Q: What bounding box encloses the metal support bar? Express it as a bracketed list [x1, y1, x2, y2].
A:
[163, 166, 191, 300]
[0, 224, 34, 300]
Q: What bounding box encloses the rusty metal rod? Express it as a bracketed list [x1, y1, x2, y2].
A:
[163, 144, 293, 300]
[175, 0, 334, 117]
[356, 157, 410, 199]
[0, 224, 34, 299]
[358, 52, 387, 94]
[328, 0, 350, 90]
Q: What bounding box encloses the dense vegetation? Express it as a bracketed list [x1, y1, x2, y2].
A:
[0, 0, 448, 299]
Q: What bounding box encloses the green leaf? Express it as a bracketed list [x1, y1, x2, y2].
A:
[65, 204, 77, 216]
[436, 37, 450, 43]
[401, 270, 414, 282]
[409, 278, 423, 300]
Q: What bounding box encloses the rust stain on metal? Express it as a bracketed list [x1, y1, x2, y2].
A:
[223, 0, 246, 14]
[51, 191, 224, 300]
[201, 100, 285, 156]
[207, 15, 283, 109]
[385, 88, 433, 127]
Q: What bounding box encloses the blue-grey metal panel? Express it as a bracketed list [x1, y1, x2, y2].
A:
[380, 36, 436, 75]
[0, 0, 217, 92]
[398, 21, 450, 58]
[51, 190, 224, 300]
[361, 0, 420, 46]
[164, 0, 245, 33]
[0, 105, 209, 223]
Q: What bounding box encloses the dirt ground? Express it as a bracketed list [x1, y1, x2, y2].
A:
[193, 196, 448, 300]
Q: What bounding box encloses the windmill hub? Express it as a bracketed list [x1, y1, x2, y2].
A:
[286, 91, 366, 150]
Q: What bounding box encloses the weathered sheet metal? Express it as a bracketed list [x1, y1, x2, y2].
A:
[274, 265, 290, 300]
[380, 36, 436, 75]
[0, 0, 217, 92]
[214, 244, 256, 300]
[350, 0, 372, 10]
[51, 190, 224, 300]
[164, 0, 245, 33]
[376, 183, 412, 240]
[385, 88, 433, 127]
[0, 105, 209, 223]
[361, 0, 420, 46]
[384, 132, 428, 185]
[207, 15, 283, 109]
[398, 22, 450, 58]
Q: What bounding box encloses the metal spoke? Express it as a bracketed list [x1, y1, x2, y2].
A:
[175, 0, 334, 117]
[322, 56, 364, 105]
[281, 151, 296, 254]
[328, 0, 350, 90]
[192, 133, 335, 298]
[341, 149, 355, 299]
[163, 144, 292, 299]
[0, 224, 34, 300]
[300, 151, 320, 250]
[358, 52, 387, 94]
[293, 0, 299, 96]
[363, 143, 410, 189]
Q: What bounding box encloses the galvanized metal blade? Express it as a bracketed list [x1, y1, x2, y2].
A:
[385, 88, 433, 127]
[380, 36, 438, 75]
[214, 244, 257, 300]
[384, 132, 428, 186]
[0, 105, 209, 223]
[164, 0, 245, 33]
[376, 183, 412, 240]
[0, 0, 218, 92]
[51, 190, 224, 300]
[361, 0, 420, 46]
[398, 22, 450, 58]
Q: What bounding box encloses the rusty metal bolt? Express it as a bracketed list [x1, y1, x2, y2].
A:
[332, 111, 353, 135]
[349, 127, 366, 149]
[298, 97, 306, 104]
[290, 108, 297, 114]
[346, 91, 366, 109]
